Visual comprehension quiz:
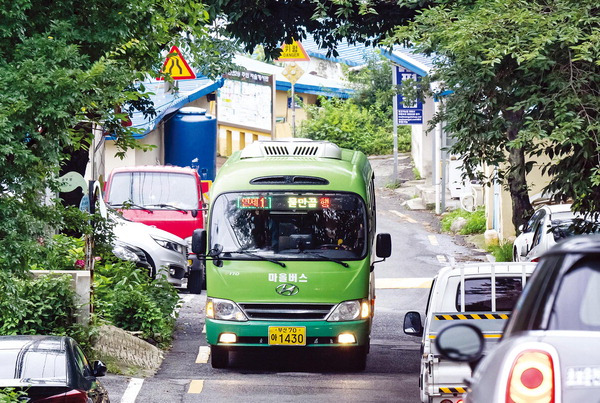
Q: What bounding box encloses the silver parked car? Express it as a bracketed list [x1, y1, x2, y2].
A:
[110, 211, 189, 288]
[435, 235, 600, 402]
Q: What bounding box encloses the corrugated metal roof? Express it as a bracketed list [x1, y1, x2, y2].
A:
[111, 76, 223, 139]
[301, 36, 434, 76]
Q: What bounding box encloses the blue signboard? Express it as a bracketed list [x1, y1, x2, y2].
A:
[395, 66, 423, 125]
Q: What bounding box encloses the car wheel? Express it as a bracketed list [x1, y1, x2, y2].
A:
[211, 346, 229, 369]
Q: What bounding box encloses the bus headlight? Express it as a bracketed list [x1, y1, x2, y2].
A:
[206, 298, 248, 321]
[328, 299, 369, 322]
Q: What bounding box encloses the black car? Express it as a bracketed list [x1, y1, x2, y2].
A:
[0, 335, 109, 402]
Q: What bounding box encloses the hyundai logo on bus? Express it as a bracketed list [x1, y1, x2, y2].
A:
[276, 284, 299, 296]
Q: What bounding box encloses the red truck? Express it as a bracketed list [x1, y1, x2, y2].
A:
[104, 165, 208, 292]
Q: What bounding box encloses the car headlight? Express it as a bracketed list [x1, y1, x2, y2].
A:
[152, 236, 186, 254]
[327, 299, 370, 322]
[206, 298, 247, 321]
[112, 242, 141, 262]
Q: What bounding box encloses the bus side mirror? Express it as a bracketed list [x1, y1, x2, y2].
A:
[192, 229, 207, 255]
[376, 233, 392, 258]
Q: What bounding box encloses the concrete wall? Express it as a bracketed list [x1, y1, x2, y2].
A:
[93, 324, 164, 377]
[411, 95, 436, 180]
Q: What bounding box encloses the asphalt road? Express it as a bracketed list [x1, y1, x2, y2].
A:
[102, 155, 485, 402]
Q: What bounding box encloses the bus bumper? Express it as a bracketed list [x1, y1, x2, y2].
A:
[206, 319, 370, 348]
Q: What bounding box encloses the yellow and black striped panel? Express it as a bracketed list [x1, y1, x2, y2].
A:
[434, 313, 510, 320]
[439, 386, 467, 394]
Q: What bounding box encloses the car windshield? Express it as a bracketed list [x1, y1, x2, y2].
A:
[548, 259, 600, 331]
[551, 215, 600, 242]
[107, 172, 198, 210]
[210, 192, 367, 260]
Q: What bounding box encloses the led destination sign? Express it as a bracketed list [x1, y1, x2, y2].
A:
[237, 196, 331, 210]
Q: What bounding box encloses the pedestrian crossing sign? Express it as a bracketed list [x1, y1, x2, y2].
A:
[157, 45, 196, 80]
[276, 39, 311, 62]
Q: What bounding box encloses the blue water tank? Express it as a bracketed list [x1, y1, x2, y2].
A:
[164, 107, 217, 181]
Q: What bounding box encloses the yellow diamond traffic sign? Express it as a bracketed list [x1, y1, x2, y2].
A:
[282, 62, 304, 84]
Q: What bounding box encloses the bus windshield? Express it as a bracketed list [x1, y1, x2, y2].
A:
[107, 172, 199, 210]
[210, 192, 367, 260]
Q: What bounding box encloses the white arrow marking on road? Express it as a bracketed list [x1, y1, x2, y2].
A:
[389, 209, 418, 223]
[196, 346, 210, 364]
[375, 278, 432, 289]
[188, 380, 204, 394]
[121, 378, 144, 403]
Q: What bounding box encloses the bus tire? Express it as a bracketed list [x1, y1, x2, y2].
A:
[343, 346, 367, 372]
[187, 268, 203, 294]
[211, 346, 229, 369]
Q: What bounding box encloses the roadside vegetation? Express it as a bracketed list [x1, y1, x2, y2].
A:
[299, 53, 411, 156]
[441, 208, 486, 236]
[0, 213, 180, 356]
[486, 241, 514, 263]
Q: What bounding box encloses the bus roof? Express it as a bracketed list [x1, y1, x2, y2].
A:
[211, 141, 372, 199]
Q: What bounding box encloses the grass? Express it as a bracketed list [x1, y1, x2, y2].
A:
[441, 208, 486, 235]
[486, 241, 514, 262]
[385, 181, 402, 190]
[412, 167, 422, 180]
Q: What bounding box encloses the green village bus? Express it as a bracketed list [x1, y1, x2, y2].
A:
[192, 140, 392, 370]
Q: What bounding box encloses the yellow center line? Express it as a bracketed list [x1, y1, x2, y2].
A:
[188, 380, 204, 394]
[389, 209, 419, 224]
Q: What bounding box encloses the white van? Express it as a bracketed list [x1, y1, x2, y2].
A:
[403, 263, 536, 403]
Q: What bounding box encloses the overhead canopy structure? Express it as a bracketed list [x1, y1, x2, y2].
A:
[118, 76, 224, 139]
[300, 36, 433, 77]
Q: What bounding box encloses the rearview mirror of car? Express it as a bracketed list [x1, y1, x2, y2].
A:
[435, 323, 484, 363]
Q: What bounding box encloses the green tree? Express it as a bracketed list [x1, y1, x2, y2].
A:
[0, 0, 236, 274]
[391, 0, 600, 229]
[206, 0, 433, 58]
[346, 51, 394, 120]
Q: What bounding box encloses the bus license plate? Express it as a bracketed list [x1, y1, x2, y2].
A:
[268, 326, 306, 346]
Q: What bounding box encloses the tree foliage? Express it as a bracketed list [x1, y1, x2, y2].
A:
[206, 0, 432, 59]
[299, 97, 410, 155]
[0, 0, 237, 273]
[391, 0, 600, 228]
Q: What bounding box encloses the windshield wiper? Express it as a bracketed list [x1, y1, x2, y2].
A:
[145, 203, 189, 214]
[304, 252, 349, 267]
[224, 250, 286, 268]
[109, 202, 153, 214]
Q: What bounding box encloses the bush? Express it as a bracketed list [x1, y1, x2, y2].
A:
[441, 208, 486, 235]
[487, 241, 514, 262]
[94, 259, 180, 346]
[0, 388, 28, 402]
[299, 97, 410, 155]
[0, 271, 77, 335]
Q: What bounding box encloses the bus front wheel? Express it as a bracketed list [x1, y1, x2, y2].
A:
[342, 346, 367, 371]
[211, 346, 229, 369]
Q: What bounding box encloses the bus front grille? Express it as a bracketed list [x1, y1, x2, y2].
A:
[239, 303, 335, 321]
